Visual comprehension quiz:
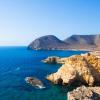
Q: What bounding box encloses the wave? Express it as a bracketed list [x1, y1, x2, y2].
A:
[35, 85, 46, 89]
[15, 67, 20, 71]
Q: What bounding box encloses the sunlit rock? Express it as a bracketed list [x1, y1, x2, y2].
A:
[25, 77, 45, 89]
[47, 53, 100, 86]
[68, 86, 100, 100]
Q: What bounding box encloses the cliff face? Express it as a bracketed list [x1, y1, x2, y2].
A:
[47, 53, 100, 86]
[28, 34, 100, 50]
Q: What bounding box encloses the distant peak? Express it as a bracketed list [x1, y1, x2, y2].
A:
[28, 34, 100, 50]
[38, 35, 58, 38]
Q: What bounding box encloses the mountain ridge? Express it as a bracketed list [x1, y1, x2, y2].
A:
[28, 34, 100, 50]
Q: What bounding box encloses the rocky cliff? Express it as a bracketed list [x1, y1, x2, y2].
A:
[46, 53, 100, 86]
[68, 86, 100, 100]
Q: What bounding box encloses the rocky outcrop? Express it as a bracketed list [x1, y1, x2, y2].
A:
[47, 53, 100, 86]
[68, 86, 100, 100]
[42, 56, 60, 64]
[90, 51, 100, 58]
[25, 77, 45, 89]
[42, 56, 67, 64]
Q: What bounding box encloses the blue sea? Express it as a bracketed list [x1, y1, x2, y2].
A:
[0, 47, 87, 100]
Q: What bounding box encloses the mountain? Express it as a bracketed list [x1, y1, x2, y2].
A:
[64, 35, 100, 50]
[28, 34, 100, 50]
[94, 35, 100, 46]
[28, 35, 69, 50]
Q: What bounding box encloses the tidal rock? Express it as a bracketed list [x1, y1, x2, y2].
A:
[47, 53, 100, 86]
[25, 77, 45, 89]
[68, 86, 100, 100]
[28, 35, 68, 50]
[42, 56, 60, 64]
[42, 56, 68, 64]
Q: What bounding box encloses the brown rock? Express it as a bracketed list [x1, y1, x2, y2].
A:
[42, 56, 67, 64]
[25, 77, 45, 89]
[68, 86, 100, 100]
[46, 54, 100, 86]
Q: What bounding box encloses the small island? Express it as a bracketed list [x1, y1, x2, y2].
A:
[25, 77, 45, 89]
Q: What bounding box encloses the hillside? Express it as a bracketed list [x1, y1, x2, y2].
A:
[28, 34, 100, 50]
[64, 35, 100, 50]
[28, 35, 69, 50]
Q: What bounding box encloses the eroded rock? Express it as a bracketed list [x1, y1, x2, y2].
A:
[68, 86, 100, 100]
[25, 77, 45, 89]
[46, 54, 100, 86]
[42, 56, 67, 64]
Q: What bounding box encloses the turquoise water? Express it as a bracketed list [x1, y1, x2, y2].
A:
[0, 47, 87, 100]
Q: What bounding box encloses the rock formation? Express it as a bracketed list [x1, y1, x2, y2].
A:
[90, 51, 100, 58]
[46, 53, 100, 86]
[42, 56, 67, 64]
[25, 77, 45, 89]
[68, 86, 100, 100]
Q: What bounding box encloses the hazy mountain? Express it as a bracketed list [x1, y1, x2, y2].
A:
[28, 34, 100, 50]
[64, 35, 98, 50]
[28, 35, 69, 50]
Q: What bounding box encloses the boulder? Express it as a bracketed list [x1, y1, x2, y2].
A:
[25, 77, 45, 89]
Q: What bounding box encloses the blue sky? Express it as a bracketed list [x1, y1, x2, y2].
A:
[0, 0, 100, 46]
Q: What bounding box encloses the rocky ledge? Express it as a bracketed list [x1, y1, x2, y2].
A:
[90, 51, 100, 58]
[45, 53, 100, 100]
[42, 56, 67, 64]
[46, 53, 100, 86]
[68, 86, 100, 100]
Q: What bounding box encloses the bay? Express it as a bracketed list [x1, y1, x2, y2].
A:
[0, 47, 87, 100]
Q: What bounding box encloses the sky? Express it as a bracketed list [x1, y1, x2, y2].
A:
[0, 0, 100, 46]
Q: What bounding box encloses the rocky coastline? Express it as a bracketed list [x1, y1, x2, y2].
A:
[42, 56, 67, 64]
[43, 52, 100, 100]
[68, 86, 100, 100]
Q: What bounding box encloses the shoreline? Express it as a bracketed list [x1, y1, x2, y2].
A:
[29, 48, 92, 51]
[43, 52, 100, 100]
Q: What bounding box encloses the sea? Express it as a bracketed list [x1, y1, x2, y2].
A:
[0, 47, 87, 100]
